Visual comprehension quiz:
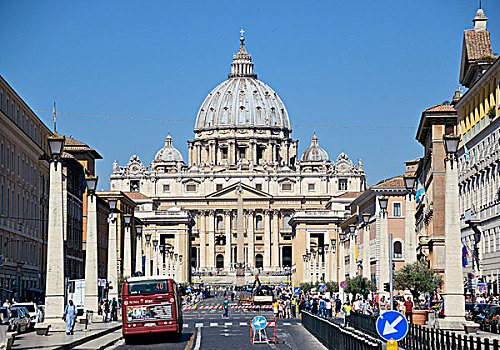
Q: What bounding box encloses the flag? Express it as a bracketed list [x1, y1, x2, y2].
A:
[462, 245, 469, 267]
[415, 180, 425, 204]
[464, 144, 470, 163]
[355, 242, 359, 260]
[52, 101, 56, 132]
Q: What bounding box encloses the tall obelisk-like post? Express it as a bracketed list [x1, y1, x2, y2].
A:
[236, 182, 245, 283]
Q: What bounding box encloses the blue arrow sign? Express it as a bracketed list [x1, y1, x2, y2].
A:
[319, 284, 327, 292]
[376, 310, 408, 341]
[252, 316, 267, 330]
[294, 287, 301, 294]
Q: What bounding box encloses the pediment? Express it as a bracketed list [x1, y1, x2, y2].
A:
[206, 182, 272, 199]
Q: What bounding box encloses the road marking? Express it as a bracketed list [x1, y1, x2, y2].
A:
[183, 324, 189, 328]
[195, 323, 204, 327]
[193, 326, 202, 350]
[283, 322, 291, 325]
[240, 322, 247, 326]
[210, 322, 218, 327]
[224, 322, 232, 326]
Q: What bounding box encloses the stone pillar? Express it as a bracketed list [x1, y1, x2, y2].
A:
[338, 240, 345, 282]
[404, 194, 417, 264]
[84, 193, 99, 314]
[123, 222, 132, 278]
[43, 161, 65, 324]
[442, 159, 466, 325]
[349, 230, 357, 277]
[229, 141, 235, 165]
[331, 238, 337, 282]
[379, 210, 389, 297]
[264, 210, 271, 269]
[224, 210, 232, 270]
[199, 213, 206, 268]
[145, 241, 151, 276]
[362, 225, 370, 279]
[272, 210, 280, 268]
[325, 245, 330, 281]
[236, 189, 244, 267]
[247, 210, 254, 269]
[108, 214, 119, 301]
[208, 210, 215, 269]
[135, 233, 142, 276]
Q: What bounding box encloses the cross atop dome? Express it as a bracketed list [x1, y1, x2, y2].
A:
[228, 29, 257, 79]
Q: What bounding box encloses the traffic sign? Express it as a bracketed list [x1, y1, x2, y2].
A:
[294, 287, 301, 294]
[280, 283, 284, 288]
[319, 284, 327, 292]
[252, 316, 267, 330]
[376, 311, 408, 342]
[187, 286, 192, 292]
[340, 281, 347, 289]
[477, 282, 488, 294]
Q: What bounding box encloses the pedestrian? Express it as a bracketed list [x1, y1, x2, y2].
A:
[222, 297, 229, 318]
[326, 298, 332, 318]
[0, 308, 9, 349]
[104, 300, 110, 322]
[62, 300, 77, 335]
[1, 300, 9, 308]
[404, 297, 414, 323]
[342, 302, 352, 327]
[111, 298, 118, 321]
[273, 300, 278, 318]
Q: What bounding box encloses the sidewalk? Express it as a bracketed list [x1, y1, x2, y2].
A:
[11, 321, 121, 350]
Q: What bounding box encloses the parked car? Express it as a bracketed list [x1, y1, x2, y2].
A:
[481, 305, 500, 333]
[14, 302, 42, 328]
[9, 307, 29, 334]
[0, 307, 14, 331]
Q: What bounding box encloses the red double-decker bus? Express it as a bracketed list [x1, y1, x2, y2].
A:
[122, 276, 183, 344]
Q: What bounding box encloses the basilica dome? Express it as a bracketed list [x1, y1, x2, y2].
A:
[301, 133, 329, 162]
[194, 35, 291, 132]
[153, 133, 183, 162]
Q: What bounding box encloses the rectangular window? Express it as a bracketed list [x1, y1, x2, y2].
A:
[0, 142, 3, 166]
[238, 147, 245, 159]
[17, 155, 20, 176]
[221, 148, 228, 160]
[216, 184, 223, 191]
[338, 179, 348, 191]
[130, 180, 140, 192]
[256, 235, 263, 241]
[393, 202, 402, 217]
[6, 146, 9, 169]
[308, 183, 315, 191]
[281, 183, 292, 191]
[163, 184, 170, 192]
[255, 184, 262, 191]
[186, 184, 197, 192]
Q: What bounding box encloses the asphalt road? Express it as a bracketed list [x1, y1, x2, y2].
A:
[113, 296, 327, 350]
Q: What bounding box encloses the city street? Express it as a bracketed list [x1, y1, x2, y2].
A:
[113, 296, 326, 350]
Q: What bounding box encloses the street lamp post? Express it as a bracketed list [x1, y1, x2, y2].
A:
[330, 238, 337, 282]
[152, 240, 159, 276]
[323, 244, 329, 281]
[84, 175, 99, 315]
[107, 199, 119, 301]
[403, 175, 417, 264]
[41, 134, 66, 329]
[348, 225, 357, 277]
[145, 234, 152, 276]
[135, 227, 143, 276]
[361, 213, 371, 280]
[312, 250, 317, 283]
[159, 245, 165, 275]
[378, 196, 391, 306]
[302, 254, 308, 282]
[123, 215, 132, 278]
[441, 134, 467, 328]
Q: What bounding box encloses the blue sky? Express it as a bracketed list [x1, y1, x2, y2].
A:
[1, 0, 499, 188]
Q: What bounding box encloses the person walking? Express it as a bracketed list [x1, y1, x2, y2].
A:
[104, 300, 110, 322]
[342, 302, 352, 327]
[404, 297, 414, 323]
[111, 298, 118, 321]
[62, 300, 77, 335]
[222, 297, 229, 318]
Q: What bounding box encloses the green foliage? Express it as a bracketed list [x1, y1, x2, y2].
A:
[393, 259, 442, 301]
[178, 282, 189, 295]
[300, 281, 339, 293]
[344, 275, 375, 295]
[118, 274, 126, 297]
[488, 106, 496, 120]
[440, 100, 451, 106]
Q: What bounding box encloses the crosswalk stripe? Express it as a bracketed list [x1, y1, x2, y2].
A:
[224, 322, 232, 326]
[183, 324, 189, 328]
[240, 322, 247, 326]
[283, 322, 291, 325]
[195, 323, 203, 328]
[210, 322, 218, 327]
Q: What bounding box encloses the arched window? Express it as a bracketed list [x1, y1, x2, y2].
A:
[394, 241, 403, 259]
[256, 215, 263, 230]
[216, 254, 224, 269]
[216, 216, 223, 230]
[283, 214, 291, 229]
[255, 254, 263, 269]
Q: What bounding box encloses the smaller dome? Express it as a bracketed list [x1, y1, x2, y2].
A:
[301, 133, 329, 162]
[154, 133, 183, 162]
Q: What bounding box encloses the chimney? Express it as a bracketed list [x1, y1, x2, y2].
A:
[473, 8, 488, 32]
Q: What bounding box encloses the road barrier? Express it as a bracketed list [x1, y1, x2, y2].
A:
[350, 312, 379, 339]
[301, 312, 382, 350]
[182, 304, 273, 310]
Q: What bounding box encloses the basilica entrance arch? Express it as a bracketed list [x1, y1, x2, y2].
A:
[216, 254, 224, 269]
[282, 246, 292, 267]
[255, 254, 263, 269]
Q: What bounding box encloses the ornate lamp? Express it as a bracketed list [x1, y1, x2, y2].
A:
[47, 134, 65, 159]
[145, 233, 152, 243]
[403, 175, 417, 193]
[378, 197, 389, 212]
[362, 213, 370, 225]
[135, 226, 142, 237]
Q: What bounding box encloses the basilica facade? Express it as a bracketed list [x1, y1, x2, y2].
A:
[109, 34, 366, 283]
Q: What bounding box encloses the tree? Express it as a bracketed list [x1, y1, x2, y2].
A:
[344, 275, 375, 296]
[393, 259, 442, 302]
[301, 281, 339, 293]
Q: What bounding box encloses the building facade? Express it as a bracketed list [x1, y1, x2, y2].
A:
[0, 75, 52, 301]
[455, 8, 500, 295]
[110, 34, 366, 284]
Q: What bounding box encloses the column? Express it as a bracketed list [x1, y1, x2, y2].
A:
[331, 236, 337, 282]
[247, 210, 254, 269]
[443, 158, 466, 323]
[145, 241, 151, 276]
[84, 192, 99, 314]
[362, 225, 370, 279]
[379, 210, 389, 297]
[224, 210, 232, 270]
[135, 233, 142, 276]
[338, 239, 345, 282]
[404, 194, 417, 264]
[199, 213, 206, 268]
[349, 230, 357, 277]
[208, 210, 215, 269]
[325, 244, 330, 281]
[272, 210, 280, 268]
[264, 210, 271, 269]
[123, 222, 132, 278]
[43, 160, 65, 324]
[108, 214, 119, 301]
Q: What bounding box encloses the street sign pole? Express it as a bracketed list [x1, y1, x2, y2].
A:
[389, 233, 394, 311]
